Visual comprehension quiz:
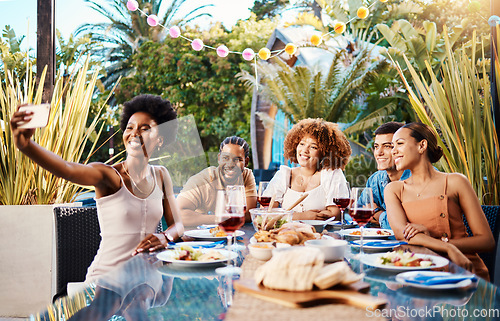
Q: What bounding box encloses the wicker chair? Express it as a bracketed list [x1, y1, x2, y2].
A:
[53, 206, 101, 301]
[462, 205, 500, 282]
[53, 206, 164, 301]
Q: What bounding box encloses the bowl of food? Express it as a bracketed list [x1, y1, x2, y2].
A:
[304, 239, 348, 262]
[250, 208, 293, 232]
[297, 220, 328, 233]
[248, 242, 275, 261]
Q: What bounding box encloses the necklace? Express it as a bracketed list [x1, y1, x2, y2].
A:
[295, 168, 318, 188]
[122, 163, 153, 195]
[411, 177, 432, 197]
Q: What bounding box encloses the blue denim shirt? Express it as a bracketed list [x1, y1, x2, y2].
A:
[365, 169, 411, 230]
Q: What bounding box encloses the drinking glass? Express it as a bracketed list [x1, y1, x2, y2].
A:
[350, 187, 374, 257]
[218, 273, 235, 307]
[215, 189, 245, 275]
[333, 181, 350, 235]
[226, 185, 246, 250]
[258, 181, 271, 208]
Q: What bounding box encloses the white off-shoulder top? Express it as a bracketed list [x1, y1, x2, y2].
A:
[263, 165, 349, 212]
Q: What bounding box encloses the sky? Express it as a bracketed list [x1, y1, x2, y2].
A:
[0, 0, 255, 49]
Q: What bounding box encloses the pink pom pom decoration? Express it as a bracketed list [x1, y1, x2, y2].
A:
[169, 26, 180, 38]
[147, 15, 159, 27]
[126, 0, 139, 11]
[191, 39, 204, 51]
[216, 45, 229, 57]
[242, 48, 255, 61]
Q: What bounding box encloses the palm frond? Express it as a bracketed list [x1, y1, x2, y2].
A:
[344, 101, 399, 134]
[393, 28, 500, 204]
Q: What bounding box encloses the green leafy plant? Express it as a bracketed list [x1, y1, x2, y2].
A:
[376, 19, 465, 82]
[393, 26, 500, 205]
[0, 60, 108, 205]
[0, 25, 33, 82]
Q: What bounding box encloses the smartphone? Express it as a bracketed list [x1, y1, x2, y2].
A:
[17, 104, 51, 129]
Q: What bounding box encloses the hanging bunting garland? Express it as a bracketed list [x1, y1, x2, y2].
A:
[126, 0, 389, 86]
[126, 0, 387, 60]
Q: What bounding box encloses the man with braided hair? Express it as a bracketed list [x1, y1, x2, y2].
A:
[178, 136, 257, 227]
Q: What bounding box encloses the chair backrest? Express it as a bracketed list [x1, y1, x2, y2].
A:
[462, 205, 500, 282]
[53, 206, 101, 300]
[253, 169, 278, 186]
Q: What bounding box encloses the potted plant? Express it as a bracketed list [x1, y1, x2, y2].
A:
[0, 60, 107, 317]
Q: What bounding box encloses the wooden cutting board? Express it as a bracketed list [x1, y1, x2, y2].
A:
[234, 278, 386, 309]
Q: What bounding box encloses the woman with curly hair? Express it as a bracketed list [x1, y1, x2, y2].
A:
[385, 122, 493, 279]
[263, 118, 352, 220]
[10, 94, 184, 284]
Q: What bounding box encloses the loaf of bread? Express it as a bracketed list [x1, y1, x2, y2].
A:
[255, 248, 363, 291]
[313, 261, 364, 290]
[255, 247, 324, 291]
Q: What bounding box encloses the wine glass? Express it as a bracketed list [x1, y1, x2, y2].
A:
[215, 189, 245, 276]
[350, 187, 374, 257]
[258, 181, 271, 208]
[333, 181, 350, 235]
[226, 185, 246, 250]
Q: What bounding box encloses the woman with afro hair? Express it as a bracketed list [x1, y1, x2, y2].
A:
[10, 94, 184, 283]
[263, 118, 352, 220]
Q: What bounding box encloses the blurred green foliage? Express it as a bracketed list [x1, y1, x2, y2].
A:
[345, 154, 377, 187]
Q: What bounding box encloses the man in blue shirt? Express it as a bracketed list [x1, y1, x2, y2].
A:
[365, 122, 411, 229]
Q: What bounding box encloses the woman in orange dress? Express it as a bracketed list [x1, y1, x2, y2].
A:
[385, 123, 494, 279]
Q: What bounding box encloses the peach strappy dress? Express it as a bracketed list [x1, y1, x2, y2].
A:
[401, 174, 489, 280]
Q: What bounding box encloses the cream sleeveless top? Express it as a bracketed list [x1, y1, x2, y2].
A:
[86, 165, 164, 282]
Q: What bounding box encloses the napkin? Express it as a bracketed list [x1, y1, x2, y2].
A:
[405, 273, 477, 285]
[358, 241, 407, 247]
[169, 240, 226, 249]
[332, 221, 356, 225]
[193, 240, 226, 248]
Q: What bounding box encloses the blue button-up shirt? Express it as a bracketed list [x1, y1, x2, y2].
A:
[365, 169, 411, 230]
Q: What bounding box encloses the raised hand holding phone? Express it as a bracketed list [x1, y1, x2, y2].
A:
[10, 104, 48, 150]
[17, 104, 51, 129]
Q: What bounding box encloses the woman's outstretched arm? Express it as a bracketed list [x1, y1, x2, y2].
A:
[11, 108, 115, 188]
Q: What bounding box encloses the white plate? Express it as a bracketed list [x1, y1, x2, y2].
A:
[361, 253, 449, 271]
[340, 228, 394, 239]
[395, 271, 475, 290]
[351, 239, 406, 252]
[157, 264, 220, 278]
[156, 249, 238, 267]
[184, 229, 245, 241]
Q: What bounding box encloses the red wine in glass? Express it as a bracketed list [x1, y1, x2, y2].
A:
[219, 215, 245, 233]
[352, 209, 374, 225]
[333, 198, 351, 211]
[259, 196, 272, 207]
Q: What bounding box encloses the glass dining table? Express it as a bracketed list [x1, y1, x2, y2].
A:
[29, 224, 500, 321]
